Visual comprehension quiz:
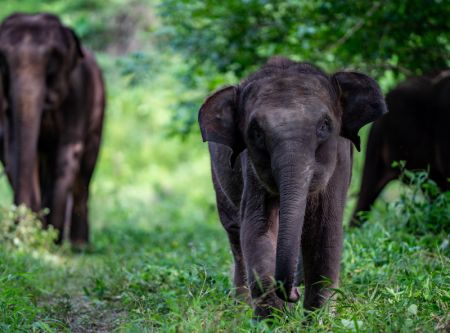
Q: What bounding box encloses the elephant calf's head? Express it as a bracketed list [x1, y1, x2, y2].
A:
[199, 56, 387, 302]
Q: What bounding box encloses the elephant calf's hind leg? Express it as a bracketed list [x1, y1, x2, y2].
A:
[216, 196, 248, 299]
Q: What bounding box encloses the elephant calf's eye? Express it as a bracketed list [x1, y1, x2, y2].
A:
[249, 121, 265, 150]
[317, 116, 333, 140]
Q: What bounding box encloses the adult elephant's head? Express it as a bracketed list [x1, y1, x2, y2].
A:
[199, 57, 387, 302]
[0, 13, 83, 211]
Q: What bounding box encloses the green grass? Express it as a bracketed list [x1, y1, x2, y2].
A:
[0, 52, 448, 332]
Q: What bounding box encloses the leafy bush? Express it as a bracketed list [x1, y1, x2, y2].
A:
[0, 205, 57, 251]
[385, 161, 450, 235]
[354, 161, 450, 237]
[0, 205, 62, 332]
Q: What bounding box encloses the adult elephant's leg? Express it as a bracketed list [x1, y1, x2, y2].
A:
[48, 141, 83, 243]
[39, 149, 57, 227]
[69, 174, 89, 245]
[69, 135, 100, 245]
[241, 169, 282, 318]
[0, 130, 14, 187]
[0, 110, 17, 187]
[351, 125, 396, 226]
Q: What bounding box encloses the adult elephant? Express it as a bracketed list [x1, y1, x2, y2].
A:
[350, 70, 450, 226]
[0, 13, 105, 245]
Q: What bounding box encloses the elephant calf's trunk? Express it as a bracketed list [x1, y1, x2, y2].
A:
[274, 163, 312, 302]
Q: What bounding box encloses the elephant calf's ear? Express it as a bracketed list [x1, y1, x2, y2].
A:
[198, 86, 244, 167]
[333, 71, 387, 151]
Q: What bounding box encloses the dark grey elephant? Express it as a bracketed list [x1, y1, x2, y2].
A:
[0, 13, 105, 245]
[351, 70, 450, 226]
[199, 57, 387, 317]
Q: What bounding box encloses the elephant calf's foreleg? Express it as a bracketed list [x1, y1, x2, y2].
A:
[241, 197, 283, 318]
[302, 208, 343, 310]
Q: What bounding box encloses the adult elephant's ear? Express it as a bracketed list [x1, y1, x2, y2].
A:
[0, 52, 6, 115]
[198, 86, 244, 167]
[332, 71, 387, 151]
[63, 27, 84, 69]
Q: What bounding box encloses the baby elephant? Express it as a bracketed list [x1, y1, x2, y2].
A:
[351, 70, 450, 226]
[0, 13, 105, 245]
[199, 57, 386, 317]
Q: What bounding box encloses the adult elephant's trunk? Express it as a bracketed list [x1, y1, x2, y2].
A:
[273, 150, 312, 302]
[10, 71, 44, 212]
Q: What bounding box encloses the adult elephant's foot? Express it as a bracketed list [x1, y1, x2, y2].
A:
[70, 239, 90, 252]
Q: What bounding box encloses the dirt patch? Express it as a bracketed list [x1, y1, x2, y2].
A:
[40, 294, 126, 332]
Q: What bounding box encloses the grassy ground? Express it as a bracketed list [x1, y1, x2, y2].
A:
[0, 51, 449, 332]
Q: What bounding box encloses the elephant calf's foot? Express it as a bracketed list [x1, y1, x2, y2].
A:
[234, 285, 251, 304]
[304, 288, 337, 312]
[253, 293, 286, 320]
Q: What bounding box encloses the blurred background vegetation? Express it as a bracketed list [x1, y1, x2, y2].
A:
[3, 0, 449, 136]
[0, 0, 449, 331]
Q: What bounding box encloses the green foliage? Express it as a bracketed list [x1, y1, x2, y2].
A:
[117, 51, 161, 86]
[0, 205, 57, 251]
[61, 0, 155, 53]
[159, 0, 450, 78]
[0, 253, 60, 332]
[387, 161, 450, 235]
[0, 205, 64, 332]
[158, 0, 450, 136]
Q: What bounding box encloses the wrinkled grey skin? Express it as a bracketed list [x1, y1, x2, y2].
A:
[199, 57, 387, 318]
[0, 13, 105, 245]
[351, 70, 450, 226]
